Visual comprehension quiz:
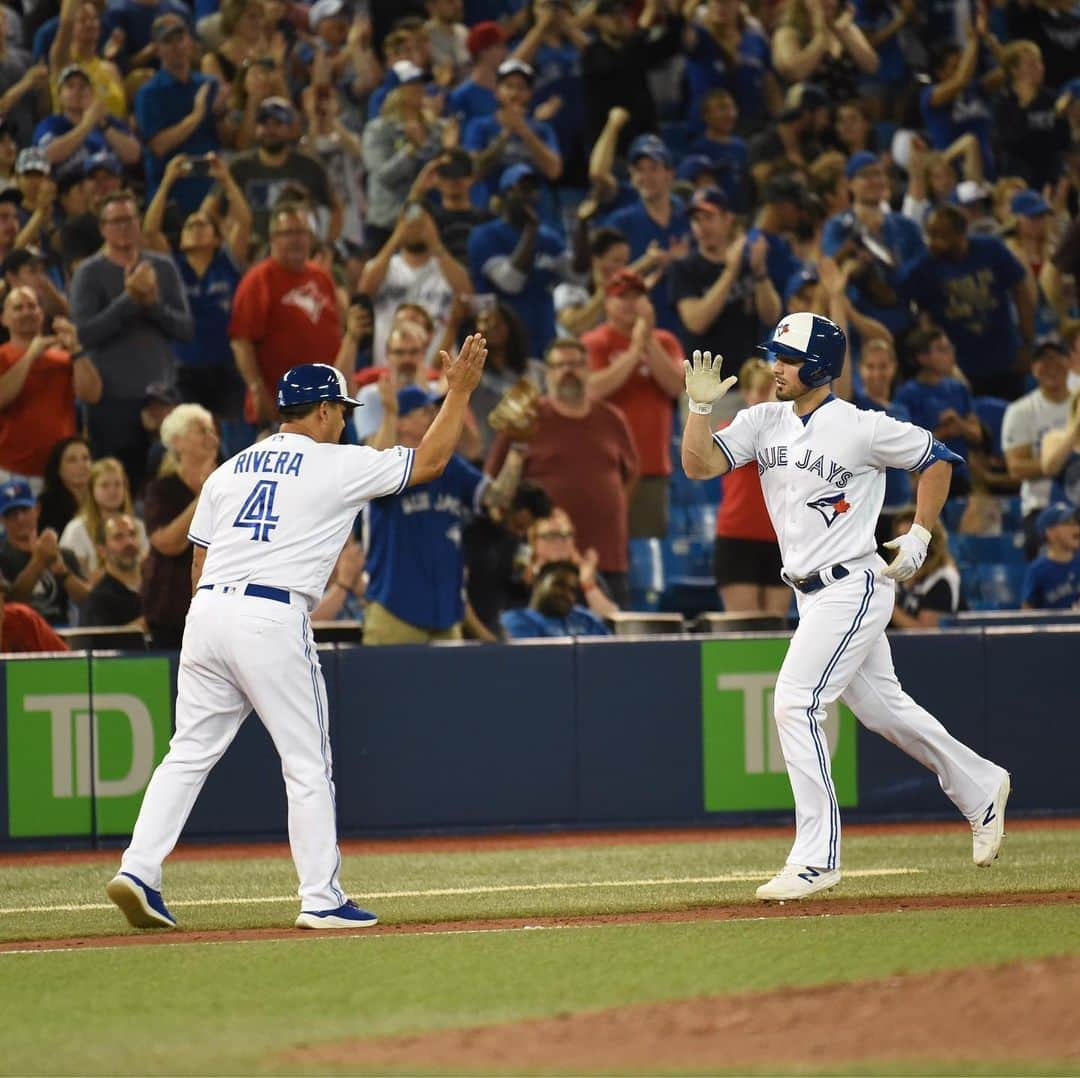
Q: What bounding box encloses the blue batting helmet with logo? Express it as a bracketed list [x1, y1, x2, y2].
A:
[758, 311, 846, 389]
[276, 364, 363, 409]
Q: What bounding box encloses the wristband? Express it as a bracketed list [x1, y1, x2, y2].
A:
[688, 400, 714, 415]
[910, 523, 932, 546]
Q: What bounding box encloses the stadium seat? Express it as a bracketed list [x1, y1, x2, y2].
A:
[952, 533, 1025, 566]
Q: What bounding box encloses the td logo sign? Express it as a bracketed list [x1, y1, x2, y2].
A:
[6, 657, 171, 837]
[700, 639, 857, 812]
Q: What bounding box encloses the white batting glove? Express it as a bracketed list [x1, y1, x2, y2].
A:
[683, 350, 738, 415]
[882, 523, 932, 582]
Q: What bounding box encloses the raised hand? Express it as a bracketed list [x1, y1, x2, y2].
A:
[882, 524, 931, 582]
[440, 333, 488, 396]
[683, 349, 737, 415]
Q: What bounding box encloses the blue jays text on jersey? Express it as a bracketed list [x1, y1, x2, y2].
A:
[756, 444, 854, 487]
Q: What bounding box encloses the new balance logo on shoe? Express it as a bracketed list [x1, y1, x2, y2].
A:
[797, 867, 821, 884]
[982, 803, 995, 826]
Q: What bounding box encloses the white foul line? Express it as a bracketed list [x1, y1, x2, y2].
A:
[0, 868, 921, 916]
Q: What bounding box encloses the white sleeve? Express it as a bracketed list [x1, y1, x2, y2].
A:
[711, 407, 760, 470]
[1000, 398, 1031, 452]
[188, 478, 215, 548]
[337, 444, 415, 506]
[867, 410, 935, 471]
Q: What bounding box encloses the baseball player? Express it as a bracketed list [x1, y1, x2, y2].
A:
[682, 312, 1011, 901]
[106, 335, 488, 930]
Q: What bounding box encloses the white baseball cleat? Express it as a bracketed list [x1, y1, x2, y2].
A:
[755, 864, 841, 901]
[972, 772, 1011, 867]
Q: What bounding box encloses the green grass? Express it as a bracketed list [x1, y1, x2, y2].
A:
[1, 828, 1078, 1075]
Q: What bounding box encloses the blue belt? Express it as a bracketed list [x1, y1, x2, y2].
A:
[789, 564, 849, 594]
[198, 583, 291, 604]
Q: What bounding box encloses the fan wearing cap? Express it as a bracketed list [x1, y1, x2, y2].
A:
[581, 0, 685, 149]
[1, 247, 69, 327]
[467, 162, 572, 355]
[900, 205, 1036, 400]
[47, 0, 127, 119]
[33, 64, 140, 175]
[0, 286, 101, 482]
[743, 175, 809, 296]
[580, 268, 684, 538]
[463, 58, 562, 212]
[447, 21, 509, 126]
[1005, 191, 1059, 325]
[133, 16, 226, 214]
[672, 186, 780, 361]
[605, 134, 689, 335]
[220, 96, 338, 248]
[1022, 503, 1080, 609]
[365, 26, 431, 120]
[406, 148, 490, 265]
[363, 381, 526, 644]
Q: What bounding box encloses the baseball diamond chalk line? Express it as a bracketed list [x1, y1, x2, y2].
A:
[0, 869, 921, 916]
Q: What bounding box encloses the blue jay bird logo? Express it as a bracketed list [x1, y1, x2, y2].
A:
[807, 492, 852, 527]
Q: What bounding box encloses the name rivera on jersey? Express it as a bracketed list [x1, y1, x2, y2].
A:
[233, 449, 305, 476]
[756, 445, 854, 487]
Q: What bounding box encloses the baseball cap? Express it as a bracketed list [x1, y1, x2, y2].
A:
[466, 20, 504, 57]
[605, 268, 647, 297]
[15, 148, 51, 177]
[1036, 502, 1079, 537]
[784, 264, 820, 305]
[397, 384, 443, 417]
[677, 155, 720, 183]
[436, 148, 473, 179]
[143, 380, 181, 407]
[58, 63, 91, 85]
[0, 479, 36, 515]
[82, 150, 123, 177]
[779, 81, 828, 121]
[688, 186, 729, 215]
[151, 13, 188, 41]
[308, 0, 347, 29]
[845, 151, 881, 180]
[1, 246, 44, 277]
[763, 174, 809, 207]
[951, 179, 992, 206]
[498, 162, 537, 192]
[390, 60, 426, 86]
[1010, 189, 1052, 218]
[628, 134, 671, 168]
[0, 187, 23, 207]
[256, 96, 296, 123]
[1033, 333, 1067, 360]
[497, 58, 534, 82]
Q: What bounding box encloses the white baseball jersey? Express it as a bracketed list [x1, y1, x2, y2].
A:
[713, 396, 935, 579]
[189, 433, 415, 606]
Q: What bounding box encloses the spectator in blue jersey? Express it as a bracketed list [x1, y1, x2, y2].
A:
[462, 58, 562, 212]
[605, 134, 689, 335]
[34, 64, 141, 175]
[467, 163, 571, 356]
[363, 383, 528, 644]
[687, 89, 749, 212]
[745, 174, 807, 297]
[142, 152, 252, 441]
[135, 16, 227, 215]
[682, 0, 778, 138]
[854, 337, 912, 513]
[919, 10, 996, 177]
[105, 0, 193, 72]
[500, 558, 611, 639]
[1021, 503, 1080, 610]
[900, 206, 1036, 401]
[446, 21, 508, 128]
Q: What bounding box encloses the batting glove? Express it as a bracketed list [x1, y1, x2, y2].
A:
[683, 350, 738, 415]
[882, 523, 932, 582]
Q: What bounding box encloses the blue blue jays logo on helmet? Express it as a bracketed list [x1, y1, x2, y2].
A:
[758, 311, 846, 388]
[807, 491, 852, 527]
[276, 364, 363, 409]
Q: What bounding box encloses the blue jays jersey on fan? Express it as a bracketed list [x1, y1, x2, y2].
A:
[1022, 553, 1080, 610]
[365, 456, 489, 630]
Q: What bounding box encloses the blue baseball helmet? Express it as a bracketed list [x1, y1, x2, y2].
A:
[276, 364, 363, 409]
[758, 311, 846, 389]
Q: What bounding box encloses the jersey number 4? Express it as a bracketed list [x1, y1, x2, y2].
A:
[233, 479, 280, 541]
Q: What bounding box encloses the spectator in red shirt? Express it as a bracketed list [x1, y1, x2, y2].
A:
[0, 573, 70, 653]
[0, 286, 101, 485]
[582, 268, 684, 538]
[229, 202, 355, 428]
[487, 337, 639, 605]
[714, 358, 789, 617]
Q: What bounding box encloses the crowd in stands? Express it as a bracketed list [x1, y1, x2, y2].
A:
[0, 0, 1078, 652]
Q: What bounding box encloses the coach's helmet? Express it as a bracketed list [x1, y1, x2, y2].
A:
[276, 364, 363, 409]
[758, 312, 846, 389]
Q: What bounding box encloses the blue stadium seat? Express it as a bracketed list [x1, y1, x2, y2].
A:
[941, 497, 967, 533]
[973, 397, 1009, 456]
[966, 562, 1026, 610]
[951, 533, 1026, 566]
[1000, 496, 1023, 532]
